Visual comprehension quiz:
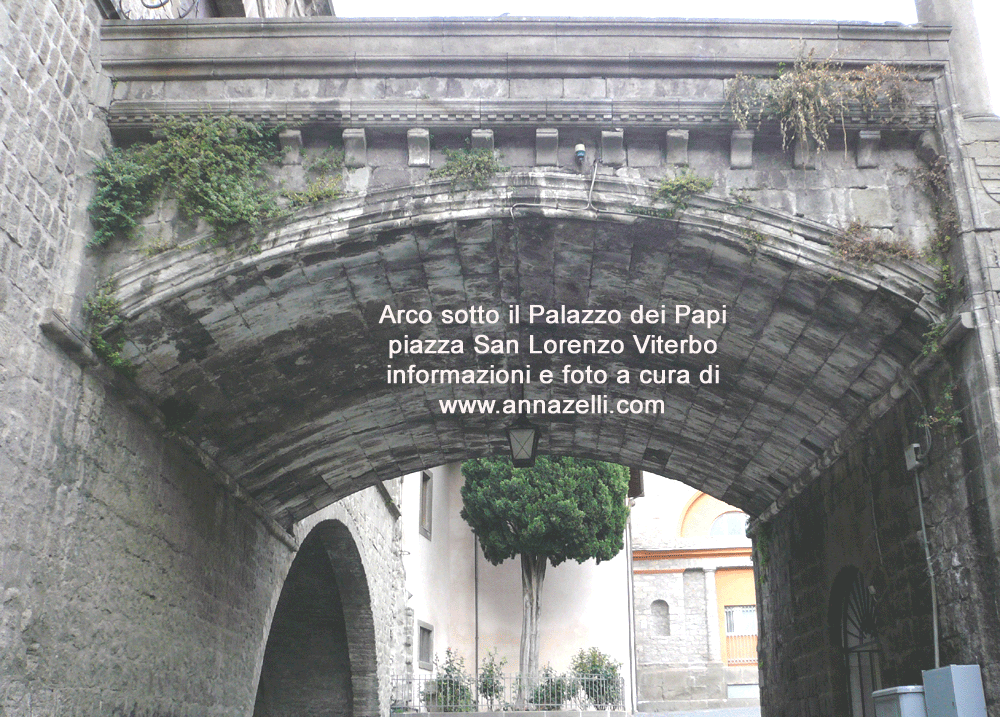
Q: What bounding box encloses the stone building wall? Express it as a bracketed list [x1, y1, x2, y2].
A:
[0, 3, 401, 715]
[293, 485, 407, 717]
[755, 362, 1000, 717]
[633, 570, 690, 664]
[108, 69, 944, 260]
[633, 568, 708, 666]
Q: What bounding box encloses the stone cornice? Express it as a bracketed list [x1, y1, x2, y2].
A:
[633, 547, 753, 561]
[100, 17, 951, 81]
[106, 98, 937, 130]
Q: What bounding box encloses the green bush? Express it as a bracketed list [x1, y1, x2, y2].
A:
[423, 649, 474, 713]
[429, 147, 506, 190]
[570, 648, 622, 710]
[88, 115, 284, 247]
[528, 665, 575, 710]
[478, 648, 507, 710]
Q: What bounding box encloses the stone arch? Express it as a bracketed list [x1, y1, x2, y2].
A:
[253, 519, 379, 717]
[109, 175, 940, 525]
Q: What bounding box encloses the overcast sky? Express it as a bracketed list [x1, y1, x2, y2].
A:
[333, 0, 999, 115]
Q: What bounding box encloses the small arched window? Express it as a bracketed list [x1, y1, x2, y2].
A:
[651, 600, 670, 636]
[710, 511, 749, 537]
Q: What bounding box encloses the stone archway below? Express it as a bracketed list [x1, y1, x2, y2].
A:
[254, 520, 379, 717]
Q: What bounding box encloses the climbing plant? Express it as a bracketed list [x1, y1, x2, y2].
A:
[88, 115, 284, 247]
[832, 221, 916, 264]
[727, 53, 914, 153]
[88, 146, 164, 247]
[305, 146, 345, 175]
[655, 171, 713, 209]
[921, 321, 948, 358]
[629, 171, 714, 219]
[83, 281, 136, 376]
[430, 147, 506, 190]
[918, 382, 962, 433]
[912, 157, 961, 304]
[282, 176, 343, 208]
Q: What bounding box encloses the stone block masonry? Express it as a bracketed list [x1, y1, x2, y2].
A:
[294, 485, 408, 717]
[7, 8, 1000, 717]
[755, 364, 1000, 717]
[0, 2, 405, 715]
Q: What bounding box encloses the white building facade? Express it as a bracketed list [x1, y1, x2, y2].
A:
[397, 463, 635, 711]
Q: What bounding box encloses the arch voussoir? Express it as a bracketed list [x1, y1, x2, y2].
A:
[106, 174, 940, 524]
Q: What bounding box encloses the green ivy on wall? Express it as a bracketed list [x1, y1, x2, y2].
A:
[88, 116, 285, 247]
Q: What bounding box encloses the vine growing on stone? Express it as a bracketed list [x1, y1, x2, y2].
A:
[727, 53, 914, 153]
[655, 171, 713, 210]
[88, 115, 284, 247]
[282, 176, 343, 208]
[912, 157, 961, 305]
[918, 382, 962, 433]
[83, 280, 136, 377]
[430, 147, 507, 190]
[832, 220, 917, 264]
[921, 321, 948, 358]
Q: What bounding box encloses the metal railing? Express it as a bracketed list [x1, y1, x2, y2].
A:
[726, 633, 758, 664]
[392, 672, 625, 712]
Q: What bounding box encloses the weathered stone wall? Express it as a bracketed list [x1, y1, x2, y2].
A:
[634, 570, 706, 665]
[108, 69, 943, 257]
[293, 486, 407, 717]
[0, 364, 298, 713]
[634, 568, 721, 707]
[0, 3, 402, 715]
[756, 362, 1000, 717]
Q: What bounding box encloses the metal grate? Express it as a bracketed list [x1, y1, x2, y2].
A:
[843, 574, 881, 717]
[724, 605, 758, 665]
[391, 672, 625, 712]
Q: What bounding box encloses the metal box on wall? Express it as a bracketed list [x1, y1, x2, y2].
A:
[873, 685, 927, 717]
[922, 665, 987, 717]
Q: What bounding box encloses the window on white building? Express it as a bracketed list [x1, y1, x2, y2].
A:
[419, 471, 432, 540]
[417, 622, 433, 671]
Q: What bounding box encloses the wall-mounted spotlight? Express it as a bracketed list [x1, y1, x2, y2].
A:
[575, 143, 587, 165]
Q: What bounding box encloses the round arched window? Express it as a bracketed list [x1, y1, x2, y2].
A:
[832, 568, 882, 717]
[709, 511, 748, 537]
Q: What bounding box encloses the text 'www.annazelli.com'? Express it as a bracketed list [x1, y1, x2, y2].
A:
[437, 396, 670, 415]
